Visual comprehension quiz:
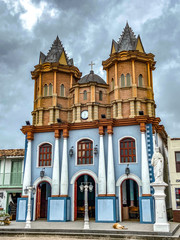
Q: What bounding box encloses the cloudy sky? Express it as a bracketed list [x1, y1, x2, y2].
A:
[0, 0, 180, 149]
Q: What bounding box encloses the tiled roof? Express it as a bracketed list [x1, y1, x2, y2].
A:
[0, 149, 24, 157]
[78, 70, 107, 85]
[39, 36, 73, 65]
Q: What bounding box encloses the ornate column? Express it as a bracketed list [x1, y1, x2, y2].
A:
[107, 125, 115, 195]
[52, 130, 60, 196]
[98, 126, 106, 196]
[22, 132, 33, 196]
[140, 121, 150, 195]
[60, 128, 69, 196]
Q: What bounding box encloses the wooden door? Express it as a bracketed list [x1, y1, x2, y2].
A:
[36, 186, 41, 219]
[40, 184, 46, 218]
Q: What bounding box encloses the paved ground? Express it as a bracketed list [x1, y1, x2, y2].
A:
[0, 220, 179, 239]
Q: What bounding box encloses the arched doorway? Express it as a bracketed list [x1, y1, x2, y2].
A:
[36, 181, 51, 219]
[121, 179, 139, 221]
[74, 175, 95, 220]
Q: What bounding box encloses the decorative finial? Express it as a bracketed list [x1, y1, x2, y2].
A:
[89, 61, 95, 71]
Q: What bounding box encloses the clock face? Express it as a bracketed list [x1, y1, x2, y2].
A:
[81, 110, 88, 120]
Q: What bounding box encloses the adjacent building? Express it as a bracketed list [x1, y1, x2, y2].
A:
[168, 138, 180, 222]
[0, 149, 24, 219]
[16, 23, 168, 223]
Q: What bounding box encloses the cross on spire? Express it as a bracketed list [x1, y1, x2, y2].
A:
[89, 61, 95, 71]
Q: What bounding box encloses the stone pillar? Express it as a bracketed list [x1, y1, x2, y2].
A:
[76, 105, 81, 122]
[72, 107, 76, 122]
[136, 100, 141, 115]
[140, 122, 150, 194]
[147, 102, 152, 117]
[22, 133, 33, 196]
[98, 126, 106, 196]
[107, 125, 115, 195]
[88, 105, 93, 121]
[49, 107, 54, 124]
[55, 108, 59, 123]
[39, 109, 43, 125]
[113, 103, 117, 118]
[60, 129, 69, 196]
[52, 130, 60, 196]
[117, 101, 122, 118]
[129, 100, 135, 118]
[106, 107, 111, 119]
[151, 182, 170, 232]
[94, 105, 98, 120]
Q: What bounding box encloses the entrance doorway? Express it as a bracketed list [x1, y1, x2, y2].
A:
[121, 179, 139, 221]
[74, 175, 95, 220]
[36, 182, 51, 219]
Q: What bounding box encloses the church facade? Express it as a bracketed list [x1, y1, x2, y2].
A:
[16, 23, 168, 223]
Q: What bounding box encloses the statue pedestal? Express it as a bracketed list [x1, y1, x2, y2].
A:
[150, 182, 170, 232]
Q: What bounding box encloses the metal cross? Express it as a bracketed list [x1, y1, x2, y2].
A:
[89, 61, 95, 71]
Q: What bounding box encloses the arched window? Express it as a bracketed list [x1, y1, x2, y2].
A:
[83, 90, 87, 100]
[138, 74, 143, 87]
[44, 84, 48, 96]
[49, 83, 53, 96]
[121, 74, 125, 87]
[99, 91, 103, 101]
[60, 84, 65, 97]
[39, 143, 52, 166]
[111, 78, 114, 90]
[77, 139, 93, 165]
[126, 73, 131, 87]
[120, 138, 136, 163]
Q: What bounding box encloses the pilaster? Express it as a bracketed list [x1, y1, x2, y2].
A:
[129, 100, 135, 118]
[136, 100, 141, 115]
[94, 105, 98, 120]
[139, 121, 151, 195]
[22, 139, 32, 196]
[52, 129, 60, 196]
[88, 104, 93, 121]
[117, 101, 122, 118]
[60, 128, 69, 196]
[107, 125, 115, 196]
[98, 126, 106, 196]
[49, 107, 54, 124]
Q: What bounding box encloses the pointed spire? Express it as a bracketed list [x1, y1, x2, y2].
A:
[117, 23, 137, 52]
[39, 36, 74, 65]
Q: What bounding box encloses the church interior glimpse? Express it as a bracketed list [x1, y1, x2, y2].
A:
[121, 179, 139, 221]
[75, 175, 95, 220]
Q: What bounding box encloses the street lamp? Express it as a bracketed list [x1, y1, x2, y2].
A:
[24, 186, 36, 228]
[79, 182, 93, 229]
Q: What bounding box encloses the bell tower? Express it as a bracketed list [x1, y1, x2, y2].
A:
[102, 23, 156, 119]
[31, 36, 81, 126]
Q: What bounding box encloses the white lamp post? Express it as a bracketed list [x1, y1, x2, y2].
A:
[24, 186, 36, 228]
[79, 182, 93, 229]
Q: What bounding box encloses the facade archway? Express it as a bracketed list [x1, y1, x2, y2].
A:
[33, 176, 52, 220]
[116, 173, 142, 222]
[74, 174, 95, 220]
[70, 170, 98, 221]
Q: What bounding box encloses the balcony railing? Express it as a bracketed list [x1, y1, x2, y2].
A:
[0, 172, 23, 186]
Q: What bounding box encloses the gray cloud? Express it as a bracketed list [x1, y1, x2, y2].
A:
[0, 0, 179, 149]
